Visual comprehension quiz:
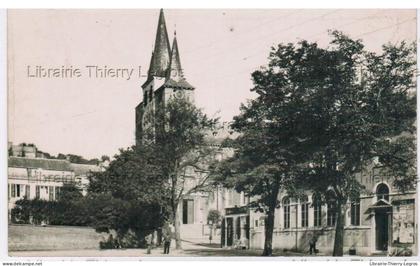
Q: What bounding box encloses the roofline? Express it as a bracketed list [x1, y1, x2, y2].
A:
[154, 82, 195, 94]
[8, 156, 70, 163]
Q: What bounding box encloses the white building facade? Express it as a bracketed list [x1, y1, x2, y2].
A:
[8, 150, 103, 219]
[8, 156, 75, 214]
[221, 171, 417, 256]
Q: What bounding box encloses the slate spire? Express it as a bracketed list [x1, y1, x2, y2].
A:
[167, 31, 184, 81]
[148, 9, 171, 78]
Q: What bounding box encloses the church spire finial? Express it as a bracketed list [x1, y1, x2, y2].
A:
[147, 9, 171, 78]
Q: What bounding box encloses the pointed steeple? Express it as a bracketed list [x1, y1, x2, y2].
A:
[167, 32, 184, 82]
[148, 9, 171, 78]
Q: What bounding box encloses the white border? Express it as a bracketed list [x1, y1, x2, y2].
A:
[0, 0, 419, 8]
[0, 7, 7, 262]
[0, 0, 419, 264]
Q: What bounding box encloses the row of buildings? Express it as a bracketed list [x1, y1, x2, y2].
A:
[133, 9, 418, 256]
[7, 142, 102, 216]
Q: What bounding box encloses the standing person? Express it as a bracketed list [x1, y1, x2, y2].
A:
[145, 232, 153, 255]
[163, 224, 172, 254]
[309, 234, 317, 255]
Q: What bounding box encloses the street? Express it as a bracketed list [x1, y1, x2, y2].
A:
[9, 240, 313, 257]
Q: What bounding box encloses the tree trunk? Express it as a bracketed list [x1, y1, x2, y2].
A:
[332, 200, 345, 256]
[262, 204, 276, 256]
[262, 182, 280, 257]
[173, 203, 182, 249]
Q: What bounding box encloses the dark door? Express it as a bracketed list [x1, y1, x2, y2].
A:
[245, 216, 250, 240]
[221, 219, 225, 247]
[226, 218, 233, 246]
[375, 210, 389, 251]
[236, 217, 241, 240]
[182, 199, 194, 224]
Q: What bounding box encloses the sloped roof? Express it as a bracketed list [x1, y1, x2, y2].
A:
[365, 199, 392, 213]
[8, 157, 73, 171]
[160, 78, 195, 90]
[69, 163, 101, 175]
[148, 9, 171, 78]
[166, 35, 184, 82]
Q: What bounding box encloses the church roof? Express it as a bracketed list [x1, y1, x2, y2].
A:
[160, 78, 195, 90]
[148, 9, 171, 78]
[166, 33, 184, 81]
[145, 9, 195, 91]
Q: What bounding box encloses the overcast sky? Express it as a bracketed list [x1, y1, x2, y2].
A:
[8, 9, 416, 159]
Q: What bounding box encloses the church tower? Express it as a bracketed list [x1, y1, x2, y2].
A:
[135, 9, 195, 144]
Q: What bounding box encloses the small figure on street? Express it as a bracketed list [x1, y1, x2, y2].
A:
[145, 232, 153, 254]
[309, 234, 318, 255]
[163, 223, 172, 254]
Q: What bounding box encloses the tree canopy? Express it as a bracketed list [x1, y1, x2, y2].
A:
[87, 144, 170, 247]
[213, 30, 416, 256]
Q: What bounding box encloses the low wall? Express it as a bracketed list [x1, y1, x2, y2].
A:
[9, 224, 107, 252]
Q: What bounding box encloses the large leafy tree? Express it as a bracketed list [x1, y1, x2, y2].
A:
[214, 31, 416, 256]
[88, 144, 170, 246]
[298, 32, 416, 256]
[212, 46, 317, 255]
[147, 97, 220, 249]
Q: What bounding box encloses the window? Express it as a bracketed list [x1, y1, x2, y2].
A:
[11, 184, 21, 198]
[55, 187, 60, 200]
[241, 192, 247, 205]
[227, 191, 233, 207]
[301, 196, 309, 228]
[144, 91, 148, 105]
[36, 186, 40, 199]
[16, 184, 21, 197]
[313, 195, 322, 227]
[327, 201, 337, 227]
[182, 199, 194, 224]
[49, 186, 54, 201]
[376, 183, 389, 202]
[350, 198, 361, 226]
[11, 184, 15, 198]
[25, 185, 30, 199]
[283, 197, 290, 229]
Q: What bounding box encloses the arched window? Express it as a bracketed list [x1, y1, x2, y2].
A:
[313, 194, 322, 227]
[327, 202, 337, 227]
[376, 183, 389, 202]
[283, 197, 290, 229]
[301, 195, 309, 227]
[326, 191, 337, 227]
[350, 197, 360, 226]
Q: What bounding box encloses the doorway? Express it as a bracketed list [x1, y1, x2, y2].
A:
[182, 199, 194, 224]
[226, 218, 233, 246]
[375, 209, 389, 251]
